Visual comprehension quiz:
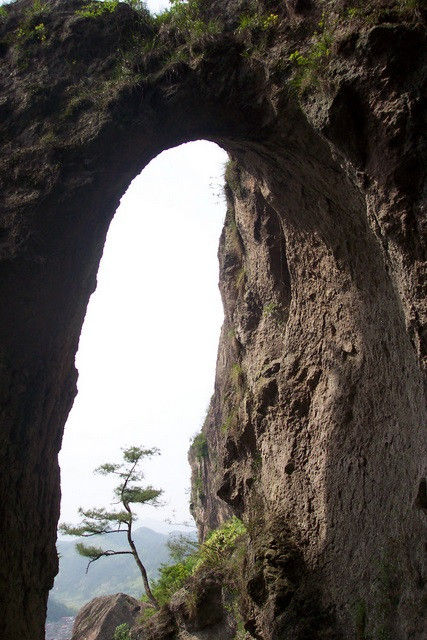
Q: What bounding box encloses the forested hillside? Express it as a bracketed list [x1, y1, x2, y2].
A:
[49, 527, 170, 613]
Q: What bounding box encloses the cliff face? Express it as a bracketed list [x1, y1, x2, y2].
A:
[0, 1, 425, 639]
[190, 146, 427, 639]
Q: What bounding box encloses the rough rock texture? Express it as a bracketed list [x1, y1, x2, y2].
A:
[0, 1, 425, 639]
[71, 593, 142, 640]
[132, 571, 236, 640]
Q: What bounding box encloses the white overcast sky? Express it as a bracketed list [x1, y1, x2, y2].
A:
[59, 138, 228, 533]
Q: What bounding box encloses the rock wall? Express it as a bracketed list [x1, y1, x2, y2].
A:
[0, 1, 425, 639]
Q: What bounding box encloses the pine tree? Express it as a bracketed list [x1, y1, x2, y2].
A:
[60, 445, 163, 608]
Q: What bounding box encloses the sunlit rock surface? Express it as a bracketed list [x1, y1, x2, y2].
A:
[71, 594, 142, 640]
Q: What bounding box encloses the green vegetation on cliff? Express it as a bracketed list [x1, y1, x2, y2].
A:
[142, 517, 247, 610]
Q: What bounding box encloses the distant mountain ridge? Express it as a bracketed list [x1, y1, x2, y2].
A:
[48, 526, 171, 617]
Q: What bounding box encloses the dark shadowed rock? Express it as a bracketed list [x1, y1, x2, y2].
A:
[169, 571, 225, 632]
[133, 606, 177, 640]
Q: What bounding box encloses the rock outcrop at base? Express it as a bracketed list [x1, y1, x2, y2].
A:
[0, 1, 425, 639]
[132, 571, 236, 640]
[72, 593, 142, 640]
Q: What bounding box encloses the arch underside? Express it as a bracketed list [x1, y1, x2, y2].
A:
[0, 1, 425, 638]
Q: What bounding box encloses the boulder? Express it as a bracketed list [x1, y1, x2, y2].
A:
[169, 571, 224, 632]
[71, 593, 143, 640]
[131, 571, 236, 640]
[132, 606, 177, 640]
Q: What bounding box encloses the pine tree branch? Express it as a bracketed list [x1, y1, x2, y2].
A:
[79, 528, 126, 537]
[85, 550, 133, 574]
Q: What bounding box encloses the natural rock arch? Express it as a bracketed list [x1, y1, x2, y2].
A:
[0, 1, 425, 639]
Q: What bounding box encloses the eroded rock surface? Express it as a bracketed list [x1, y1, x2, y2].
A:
[0, 1, 425, 639]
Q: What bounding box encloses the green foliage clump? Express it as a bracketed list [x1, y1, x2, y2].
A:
[235, 11, 279, 57]
[24, 0, 47, 18]
[191, 432, 208, 460]
[154, 0, 220, 41]
[13, 0, 49, 46]
[0, 6, 8, 22]
[288, 13, 332, 92]
[263, 301, 278, 317]
[345, 0, 423, 21]
[235, 266, 246, 292]
[236, 12, 278, 33]
[149, 554, 198, 605]
[16, 20, 47, 43]
[227, 327, 236, 340]
[144, 518, 247, 608]
[288, 1, 421, 94]
[193, 469, 204, 499]
[251, 452, 262, 475]
[114, 623, 131, 640]
[76, 0, 119, 19]
[194, 517, 247, 572]
[346, 6, 365, 19]
[125, 0, 148, 9]
[224, 158, 243, 197]
[167, 533, 199, 562]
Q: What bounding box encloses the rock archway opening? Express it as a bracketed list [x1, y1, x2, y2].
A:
[59, 139, 228, 534]
[51, 139, 228, 619]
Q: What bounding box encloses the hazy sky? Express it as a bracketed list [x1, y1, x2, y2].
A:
[59, 140, 228, 533]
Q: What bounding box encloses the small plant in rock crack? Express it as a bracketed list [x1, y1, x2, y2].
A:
[221, 409, 237, 433]
[235, 266, 246, 292]
[236, 12, 278, 34]
[193, 469, 205, 499]
[263, 301, 278, 317]
[231, 362, 244, 386]
[191, 432, 208, 460]
[114, 623, 131, 640]
[60, 445, 163, 609]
